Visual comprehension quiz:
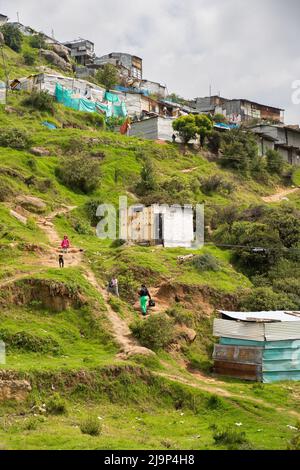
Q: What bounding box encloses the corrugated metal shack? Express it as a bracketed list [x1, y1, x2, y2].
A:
[213, 311, 300, 383]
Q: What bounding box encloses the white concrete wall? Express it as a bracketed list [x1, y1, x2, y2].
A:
[160, 206, 194, 248]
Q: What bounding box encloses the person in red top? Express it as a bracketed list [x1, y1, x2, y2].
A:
[61, 235, 70, 253]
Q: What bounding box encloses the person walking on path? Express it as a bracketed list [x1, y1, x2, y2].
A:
[107, 277, 119, 297]
[139, 285, 151, 316]
[61, 235, 70, 253]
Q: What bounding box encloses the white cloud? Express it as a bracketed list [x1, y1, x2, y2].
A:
[2, 0, 300, 123]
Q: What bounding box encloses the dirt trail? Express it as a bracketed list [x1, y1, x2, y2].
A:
[36, 206, 83, 268]
[36, 206, 153, 358]
[262, 187, 300, 203]
[181, 167, 199, 174]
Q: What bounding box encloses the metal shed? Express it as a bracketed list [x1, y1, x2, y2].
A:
[213, 311, 300, 383]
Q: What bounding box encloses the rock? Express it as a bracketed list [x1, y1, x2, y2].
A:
[0, 380, 31, 402]
[30, 147, 50, 157]
[177, 326, 197, 344]
[16, 195, 47, 213]
[10, 209, 27, 225]
[40, 49, 72, 73]
[50, 43, 71, 63]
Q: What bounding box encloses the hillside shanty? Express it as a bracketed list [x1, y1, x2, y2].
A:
[119, 204, 195, 248]
[190, 95, 284, 124]
[213, 311, 300, 383]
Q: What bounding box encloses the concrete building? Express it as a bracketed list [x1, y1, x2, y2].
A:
[120, 204, 195, 248]
[251, 124, 300, 166]
[63, 39, 95, 66]
[129, 116, 175, 141]
[139, 79, 166, 98]
[0, 14, 8, 25]
[95, 53, 143, 80]
[191, 95, 284, 124]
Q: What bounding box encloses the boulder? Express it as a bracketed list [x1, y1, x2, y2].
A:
[30, 146, 51, 157]
[50, 43, 71, 63]
[10, 209, 27, 225]
[40, 49, 72, 73]
[16, 195, 46, 213]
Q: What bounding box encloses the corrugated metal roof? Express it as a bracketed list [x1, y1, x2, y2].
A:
[220, 310, 300, 323]
[213, 319, 265, 341]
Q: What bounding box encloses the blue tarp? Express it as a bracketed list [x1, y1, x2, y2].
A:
[114, 85, 149, 96]
[42, 121, 57, 130]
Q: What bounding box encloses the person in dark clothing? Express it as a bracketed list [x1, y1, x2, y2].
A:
[59, 254, 64, 268]
[139, 285, 151, 316]
[172, 133, 176, 143]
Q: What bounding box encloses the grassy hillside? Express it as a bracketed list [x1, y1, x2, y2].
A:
[1, 39, 300, 450]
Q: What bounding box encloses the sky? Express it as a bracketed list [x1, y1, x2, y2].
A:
[1, 0, 300, 123]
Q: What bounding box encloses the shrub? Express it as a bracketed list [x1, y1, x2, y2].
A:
[80, 416, 102, 436]
[130, 314, 175, 351]
[29, 33, 47, 49]
[266, 149, 284, 175]
[167, 306, 194, 327]
[0, 330, 61, 354]
[96, 63, 120, 90]
[206, 394, 225, 410]
[287, 422, 300, 450]
[46, 394, 68, 415]
[135, 158, 158, 195]
[83, 112, 105, 128]
[239, 287, 297, 311]
[0, 180, 15, 202]
[220, 130, 258, 173]
[84, 199, 103, 227]
[23, 50, 35, 65]
[195, 114, 213, 147]
[0, 128, 31, 149]
[22, 91, 55, 114]
[200, 175, 234, 195]
[192, 253, 220, 272]
[56, 156, 101, 193]
[1, 24, 23, 52]
[212, 425, 252, 450]
[207, 130, 222, 154]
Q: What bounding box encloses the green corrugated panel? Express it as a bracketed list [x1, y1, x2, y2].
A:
[220, 338, 264, 347]
[263, 371, 300, 383]
[264, 348, 300, 360]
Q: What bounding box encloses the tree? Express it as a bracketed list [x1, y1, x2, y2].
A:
[96, 64, 120, 90]
[172, 114, 198, 145]
[207, 130, 222, 154]
[0, 24, 23, 52]
[266, 149, 284, 175]
[195, 114, 213, 147]
[136, 157, 158, 195]
[220, 129, 258, 174]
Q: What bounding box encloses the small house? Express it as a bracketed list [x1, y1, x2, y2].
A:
[120, 204, 195, 248]
[213, 310, 300, 383]
[0, 14, 8, 25]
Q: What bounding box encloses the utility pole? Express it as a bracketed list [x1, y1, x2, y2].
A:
[17, 12, 20, 23]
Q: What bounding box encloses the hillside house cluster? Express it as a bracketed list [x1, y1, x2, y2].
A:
[190, 95, 284, 124]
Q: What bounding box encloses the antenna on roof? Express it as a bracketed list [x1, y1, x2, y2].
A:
[209, 83, 212, 97]
[17, 11, 20, 23]
[51, 29, 55, 39]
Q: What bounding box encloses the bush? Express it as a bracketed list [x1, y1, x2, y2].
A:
[239, 287, 297, 311]
[135, 158, 158, 195]
[46, 394, 68, 415]
[172, 114, 198, 144]
[0, 128, 31, 149]
[220, 130, 258, 173]
[212, 425, 252, 450]
[1, 24, 23, 52]
[207, 130, 222, 154]
[56, 156, 101, 193]
[83, 112, 105, 128]
[96, 63, 119, 90]
[84, 199, 103, 227]
[0, 180, 15, 202]
[266, 149, 284, 175]
[22, 91, 55, 114]
[130, 314, 175, 351]
[167, 306, 194, 327]
[29, 33, 47, 49]
[80, 416, 102, 436]
[192, 253, 220, 272]
[0, 330, 61, 354]
[23, 50, 35, 65]
[200, 175, 234, 195]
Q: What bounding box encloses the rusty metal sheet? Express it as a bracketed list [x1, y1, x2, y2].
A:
[214, 360, 262, 381]
[213, 345, 263, 365]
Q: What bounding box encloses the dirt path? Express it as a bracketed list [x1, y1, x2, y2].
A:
[36, 206, 154, 358]
[181, 167, 200, 174]
[262, 187, 300, 203]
